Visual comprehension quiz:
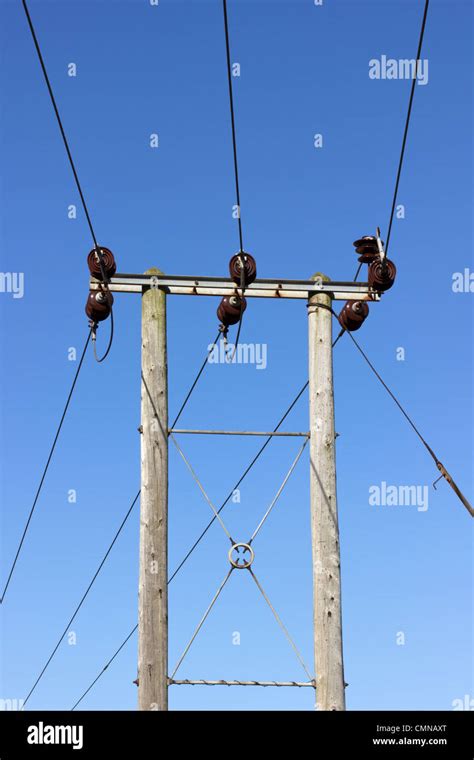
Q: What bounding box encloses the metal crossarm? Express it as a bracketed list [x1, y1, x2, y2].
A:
[169, 429, 310, 437]
[90, 272, 379, 301]
[169, 679, 316, 688]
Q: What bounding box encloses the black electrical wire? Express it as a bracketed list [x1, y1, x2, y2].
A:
[30, 328, 222, 703]
[350, 0, 429, 282]
[22, 0, 98, 250]
[71, 624, 138, 710]
[0, 331, 92, 604]
[385, 0, 430, 256]
[226, 307, 245, 364]
[23, 491, 140, 707]
[22, 0, 112, 305]
[352, 261, 363, 282]
[170, 331, 222, 430]
[92, 310, 115, 364]
[3, 2, 117, 601]
[222, 0, 244, 254]
[222, 0, 248, 359]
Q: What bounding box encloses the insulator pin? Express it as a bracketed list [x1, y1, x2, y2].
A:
[87, 247, 117, 281]
[338, 300, 369, 332]
[217, 295, 247, 327]
[85, 289, 114, 323]
[229, 252, 257, 287]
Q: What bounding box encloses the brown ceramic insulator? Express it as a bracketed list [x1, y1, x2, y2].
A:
[216, 295, 247, 327]
[87, 246, 117, 281]
[338, 300, 369, 332]
[228, 253, 257, 287]
[353, 236, 382, 264]
[85, 290, 114, 322]
[368, 259, 397, 291]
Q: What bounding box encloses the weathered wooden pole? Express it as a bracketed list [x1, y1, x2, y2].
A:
[308, 273, 345, 711]
[138, 268, 168, 711]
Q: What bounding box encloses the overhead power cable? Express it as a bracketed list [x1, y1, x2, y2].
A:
[5, 1, 112, 603]
[25, 330, 221, 701]
[351, 0, 430, 284]
[171, 331, 222, 429]
[71, 624, 138, 710]
[0, 331, 92, 604]
[22, 0, 99, 250]
[5, 0, 122, 598]
[22, 0, 113, 350]
[22, 491, 140, 707]
[221, 0, 248, 358]
[222, 0, 244, 254]
[385, 0, 430, 256]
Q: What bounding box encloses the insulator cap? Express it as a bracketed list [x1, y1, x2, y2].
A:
[368, 258, 397, 291]
[338, 300, 369, 332]
[85, 290, 114, 323]
[87, 247, 117, 281]
[229, 252, 257, 287]
[217, 295, 247, 327]
[353, 236, 382, 264]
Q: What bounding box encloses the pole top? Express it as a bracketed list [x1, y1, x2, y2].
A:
[310, 272, 331, 283]
[145, 267, 164, 276]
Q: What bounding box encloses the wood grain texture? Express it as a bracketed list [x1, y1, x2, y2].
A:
[308, 277, 345, 711]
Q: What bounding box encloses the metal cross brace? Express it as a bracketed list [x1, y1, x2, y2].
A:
[169, 434, 314, 686]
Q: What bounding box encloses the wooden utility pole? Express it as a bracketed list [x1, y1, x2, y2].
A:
[138, 268, 169, 711]
[308, 273, 346, 711]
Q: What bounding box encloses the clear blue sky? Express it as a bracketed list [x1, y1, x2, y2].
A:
[0, 0, 472, 711]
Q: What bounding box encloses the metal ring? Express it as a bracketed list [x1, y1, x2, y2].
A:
[228, 542, 254, 569]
